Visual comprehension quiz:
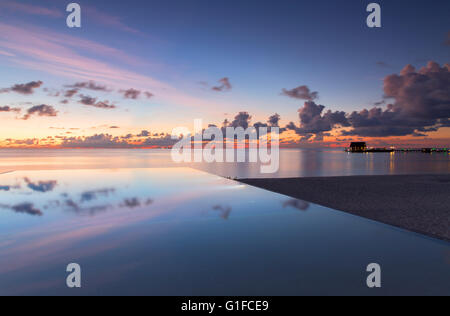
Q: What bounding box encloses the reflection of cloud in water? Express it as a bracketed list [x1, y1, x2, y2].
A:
[121, 198, 140, 209]
[0, 185, 20, 191]
[121, 198, 153, 209]
[81, 188, 115, 202]
[212, 205, 232, 220]
[283, 199, 310, 211]
[64, 198, 112, 216]
[24, 178, 57, 193]
[0, 202, 43, 216]
[61, 195, 154, 216]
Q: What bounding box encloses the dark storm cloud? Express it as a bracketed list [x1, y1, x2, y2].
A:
[0, 81, 43, 95]
[281, 85, 318, 101]
[342, 61, 450, 137]
[79, 95, 116, 109]
[22, 104, 58, 120]
[212, 77, 232, 92]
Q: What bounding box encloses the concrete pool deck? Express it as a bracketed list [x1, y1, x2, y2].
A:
[240, 174, 450, 242]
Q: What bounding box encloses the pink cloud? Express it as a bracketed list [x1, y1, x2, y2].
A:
[0, 0, 63, 18]
[85, 6, 141, 34]
[0, 49, 15, 57]
[0, 22, 230, 111]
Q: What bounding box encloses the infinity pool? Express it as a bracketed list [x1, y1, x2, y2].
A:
[0, 168, 448, 295]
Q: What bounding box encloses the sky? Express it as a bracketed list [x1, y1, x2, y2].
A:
[0, 0, 449, 148]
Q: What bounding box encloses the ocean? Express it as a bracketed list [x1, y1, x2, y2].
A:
[0, 148, 448, 178]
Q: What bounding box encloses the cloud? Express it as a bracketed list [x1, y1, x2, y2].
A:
[212, 77, 232, 92]
[282, 62, 450, 140]
[141, 134, 179, 147]
[0, 81, 43, 95]
[24, 178, 57, 193]
[445, 32, 450, 46]
[376, 61, 392, 68]
[212, 205, 232, 220]
[0, 185, 19, 191]
[109, 126, 120, 129]
[11, 203, 43, 216]
[373, 100, 386, 106]
[268, 113, 281, 127]
[10, 139, 38, 145]
[0, 49, 15, 57]
[22, 105, 58, 120]
[68, 81, 110, 92]
[144, 92, 154, 99]
[64, 89, 79, 98]
[0, 22, 229, 111]
[230, 112, 252, 129]
[79, 95, 116, 109]
[343, 61, 450, 137]
[84, 6, 141, 34]
[121, 198, 142, 209]
[119, 89, 154, 99]
[59, 132, 179, 148]
[0, 1, 62, 18]
[281, 85, 318, 101]
[62, 134, 132, 148]
[283, 199, 310, 211]
[0, 106, 20, 113]
[137, 130, 150, 137]
[120, 88, 140, 99]
[81, 188, 115, 202]
[286, 101, 349, 140]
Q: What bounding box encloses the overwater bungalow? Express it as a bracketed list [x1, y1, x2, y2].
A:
[346, 142, 367, 152]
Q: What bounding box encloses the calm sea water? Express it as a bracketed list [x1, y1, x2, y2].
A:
[0, 168, 449, 295]
[1, 149, 449, 295]
[0, 148, 448, 178]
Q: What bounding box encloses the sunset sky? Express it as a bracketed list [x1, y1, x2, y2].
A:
[0, 0, 449, 148]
